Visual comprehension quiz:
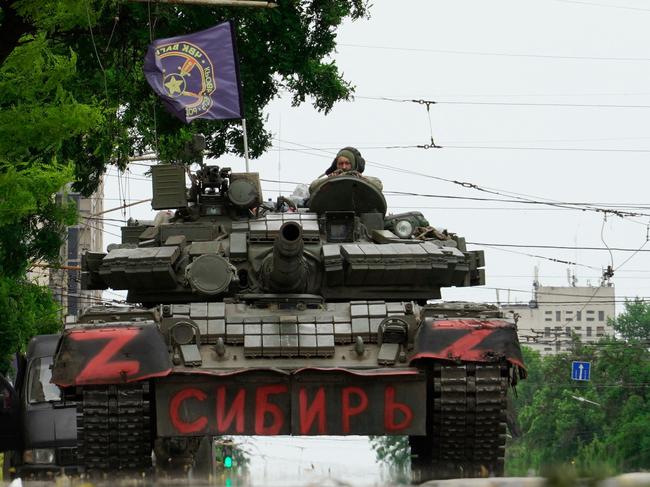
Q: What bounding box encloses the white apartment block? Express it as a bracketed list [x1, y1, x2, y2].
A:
[501, 284, 615, 355]
[49, 183, 104, 319]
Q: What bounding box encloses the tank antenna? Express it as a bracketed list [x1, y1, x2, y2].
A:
[242, 118, 250, 171]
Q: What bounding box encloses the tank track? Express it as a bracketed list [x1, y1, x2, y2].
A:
[76, 382, 153, 472]
[411, 362, 509, 480]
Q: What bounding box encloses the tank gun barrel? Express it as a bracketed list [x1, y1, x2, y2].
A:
[265, 221, 308, 292]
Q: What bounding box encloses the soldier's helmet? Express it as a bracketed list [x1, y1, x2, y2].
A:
[325, 147, 366, 175]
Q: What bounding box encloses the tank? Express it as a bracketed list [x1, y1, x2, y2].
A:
[50, 163, 526, 480]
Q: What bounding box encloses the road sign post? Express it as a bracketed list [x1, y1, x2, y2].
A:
[571, 361, 591, 381]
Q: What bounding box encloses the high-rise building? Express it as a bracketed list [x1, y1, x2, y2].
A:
[49, 183, 104, 319]
[501, 283, 615, 355]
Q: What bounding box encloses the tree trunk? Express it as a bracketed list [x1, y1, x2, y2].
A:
[0, 0, 33, 66]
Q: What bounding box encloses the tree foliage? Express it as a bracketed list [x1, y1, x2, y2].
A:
[0, 275, 60, 374]
[0, 3, 101, 366]
[608, 297, 650, 342]
[23, 0, 370, 194]
[507, 327, 650, 476]
[0, 2, 104, 279]
[369, 435, 410, 483]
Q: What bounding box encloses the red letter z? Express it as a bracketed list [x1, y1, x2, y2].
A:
[70, 328, 140, 384]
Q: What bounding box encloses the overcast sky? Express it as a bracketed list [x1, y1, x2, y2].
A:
[99, 0, 650, 478]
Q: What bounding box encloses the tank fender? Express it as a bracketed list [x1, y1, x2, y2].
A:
[51, 324, 172, 387]
[410, 318, 526, 372]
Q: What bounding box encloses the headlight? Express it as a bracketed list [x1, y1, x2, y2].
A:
[171, 321, 195, 345]
[394, 219, 414, 238]
[23, 448, 55, 464]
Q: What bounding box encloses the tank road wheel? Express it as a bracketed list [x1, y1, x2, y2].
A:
[409, 362, 509, 482]
[76, 382, 153, 474]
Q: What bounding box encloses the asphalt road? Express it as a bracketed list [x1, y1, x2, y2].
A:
[2, 473, 650, 487]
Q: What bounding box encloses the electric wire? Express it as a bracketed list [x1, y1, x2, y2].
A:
[84, 0, 108, 101]
[549, 0, 650, 12]
[339, 43, 650, 62]
[468, 241, 650, 253]
[613, 223, 650, 272]
[356, 95, 650, 110]
[272, 138, 650, 219]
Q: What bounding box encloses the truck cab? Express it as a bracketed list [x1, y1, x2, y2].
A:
[1, 335, 78, 479]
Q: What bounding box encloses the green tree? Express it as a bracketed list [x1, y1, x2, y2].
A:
[4, 0, 370, 194]
[0, 276, 61, 373]
[0, 3, 103, 367]
[507, 337, 650, 476]
[608, 298, 650, 342]
[369, 435, 410, 483]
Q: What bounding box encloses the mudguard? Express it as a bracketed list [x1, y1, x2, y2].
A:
[410, 318, 526, 372]
[51, 324, 172, 387]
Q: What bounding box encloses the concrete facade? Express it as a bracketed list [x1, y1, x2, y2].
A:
[501, 284, 615, 355]
[49, 183, 104, 319]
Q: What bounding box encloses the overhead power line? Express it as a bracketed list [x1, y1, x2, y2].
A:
[468, 241, 650, 253]
[442, 145, 650, 154]
[271, 144, 650, 154]
[273, 138, 650, 219]
[339, 43, 650, 62]
[470, 244, 601, 270]
[385, 190, 650, 213]
[263, 178, 650, 212]
[550, 0, 650, 13]
[356, 95, 650, 110]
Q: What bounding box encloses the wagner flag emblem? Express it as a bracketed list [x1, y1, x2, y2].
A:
[144, 21, 244, 123]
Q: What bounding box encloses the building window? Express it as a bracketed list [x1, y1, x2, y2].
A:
[544, 327, 550, 337]
[587, 317, 595, 322]
[556, 311, 562, 321]
[566, 310, 573, 315]
[587, 326, 592, 337]
[545, 310, 553, 315]
[576, 311, 582, 321]
[565, 326, 571, 335]
[598, 310, 605, 321]
[597, 326, 605, 337]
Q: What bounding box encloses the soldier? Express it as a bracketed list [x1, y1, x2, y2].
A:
[309, 147, 382, 194]
[327, 148, 361, 175]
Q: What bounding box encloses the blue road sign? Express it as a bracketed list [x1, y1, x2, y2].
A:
[571, 361, 591, 381]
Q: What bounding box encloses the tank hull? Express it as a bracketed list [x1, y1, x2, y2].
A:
[52, 302, 523, 479]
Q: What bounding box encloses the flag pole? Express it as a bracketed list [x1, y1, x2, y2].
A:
[242, 118, 250, 171]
